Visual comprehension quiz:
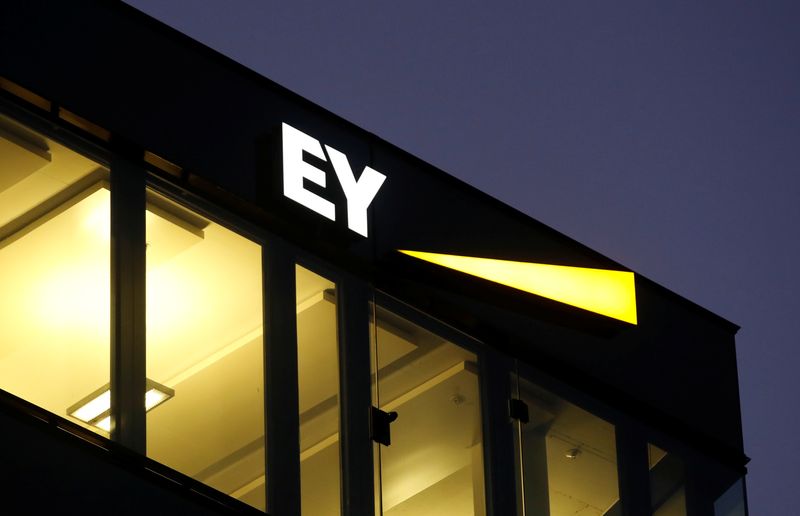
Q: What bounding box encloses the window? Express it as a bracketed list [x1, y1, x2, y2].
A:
[0, 113, 110, 435]
[296, 265, 341, 515]
[714, 478, 746, 516]
[649, 443, 687, 516]
[372, 305, 485, 515]
[513, 374, 620, 516]
[145, 190, 265, 511]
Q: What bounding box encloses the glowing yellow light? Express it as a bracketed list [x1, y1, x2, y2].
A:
[67, 381, 174, 432]
[96, 416, 111, 432]
[398, 250, 637, 324]
[145, 388, 168, 411]
[71, 389, 110, 423]
[81, 189, 111, 243]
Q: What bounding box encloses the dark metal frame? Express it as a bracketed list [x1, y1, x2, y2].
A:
[263, 239, 301, 515]
[110, 154, 146, 453]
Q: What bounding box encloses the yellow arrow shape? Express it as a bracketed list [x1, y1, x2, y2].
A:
[399, 250, 637, 325]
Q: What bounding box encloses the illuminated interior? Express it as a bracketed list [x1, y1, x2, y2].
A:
[0, 114, 110, 435]
[0, 114, 271, 509]
[399, 250, 637, 324]
[373, 307, 486, 516]
[144, 190, 265, 511]
[296, 266, 341, 515]
[515, 376, 620, 516]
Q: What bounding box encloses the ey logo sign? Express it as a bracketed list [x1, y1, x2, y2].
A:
[282, 122, 387, 237]
[280, 123, 636, 324]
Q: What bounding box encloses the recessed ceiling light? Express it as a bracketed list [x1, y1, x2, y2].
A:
[67, 378, 174, 432]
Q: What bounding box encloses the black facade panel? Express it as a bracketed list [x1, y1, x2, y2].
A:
[0, 402, 248, 514]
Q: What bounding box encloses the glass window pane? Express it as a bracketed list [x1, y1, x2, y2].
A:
[296, 265, 341, 515]
[648, 443, 687, 516]
[514, 376, 620, 516]
[145, 191, 265, 511]
[373, 306, 485, 516]
[0, 113, 109, 436]
[714, 478, 746, 516]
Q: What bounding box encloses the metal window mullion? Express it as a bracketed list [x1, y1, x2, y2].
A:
[615, 423, 652, 516]
[264, 240, 301, 515]
[337, 277, 374, 516]
[110, 156, 146, 453]
[481, 353, 518, 516]
[684, 455, 717, 516]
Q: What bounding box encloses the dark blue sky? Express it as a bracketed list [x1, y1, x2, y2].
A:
[125, 1, 800, 513]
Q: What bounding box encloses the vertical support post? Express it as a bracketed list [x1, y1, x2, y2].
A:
[264, 240, 301, 516]
[520, 426, 552, 515]
[110, 155, 146, 454]
[685, 471, 713, 516]
[616, 424, 652, 516]
[471, 443, 487, 516]
[685, 457, 715, 516]
[338, 278, 374, 516]
[481, 353, 519, 516]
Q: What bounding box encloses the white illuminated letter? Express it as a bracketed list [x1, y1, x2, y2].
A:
[325, 145, 387, 237]
[282, 123, 336, 221]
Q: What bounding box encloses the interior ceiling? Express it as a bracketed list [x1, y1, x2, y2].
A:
[521, 381, 620, 516]
[144, 216, 263, 385]
[381, 365, 482, 513]
[0, 114, 101, 228]
[0, 126, 49, 192]
[0, 120, 109, 433]
[374, 310, 484, 515]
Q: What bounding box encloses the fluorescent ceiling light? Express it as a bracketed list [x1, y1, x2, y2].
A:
[67, 378, 175, 432]
[398, 250, 637, 324]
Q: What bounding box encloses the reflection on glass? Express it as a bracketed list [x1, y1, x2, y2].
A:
[714, 478, 746, 516]
[373, 306, 485, 516]
[514, 375, 620, 516]
[145, 192, 265, 511]
[0, 113, 109, 435]
[296, 265, 341, 515]
[649, 444, 687, 516]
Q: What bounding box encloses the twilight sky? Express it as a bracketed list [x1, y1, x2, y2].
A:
[125, 1, 800, 513]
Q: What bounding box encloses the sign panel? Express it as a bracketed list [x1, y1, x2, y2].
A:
[282, 122, 386, 237]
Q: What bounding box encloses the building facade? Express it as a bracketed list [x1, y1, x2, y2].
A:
[0, 2, 747, 515]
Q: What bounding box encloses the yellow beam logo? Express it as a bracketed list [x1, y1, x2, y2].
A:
[399, 250, 637, 325]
